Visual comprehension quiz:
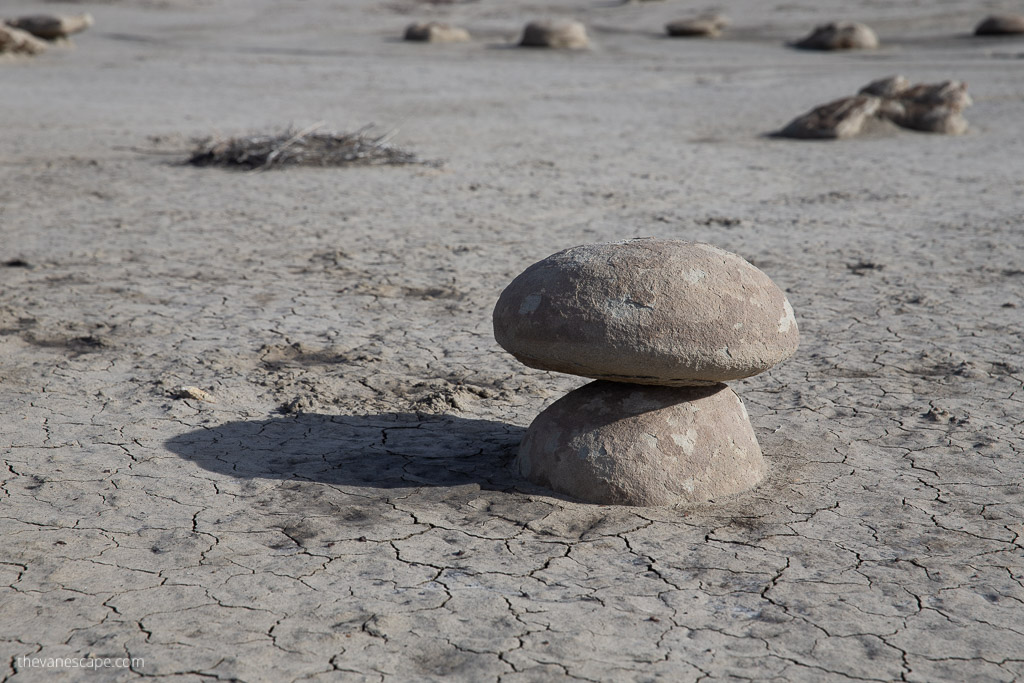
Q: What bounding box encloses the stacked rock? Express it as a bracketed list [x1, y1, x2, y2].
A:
[493, 238, 799, 506]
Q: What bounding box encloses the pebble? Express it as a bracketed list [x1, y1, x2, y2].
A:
[169, 386, 216, 403]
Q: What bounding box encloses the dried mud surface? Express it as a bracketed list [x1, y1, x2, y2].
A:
[2, 0, 1023, 681]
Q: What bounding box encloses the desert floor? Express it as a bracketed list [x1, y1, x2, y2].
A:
[2, 0, 1023, 681]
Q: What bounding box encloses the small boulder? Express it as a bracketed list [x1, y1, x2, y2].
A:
[777, 95, 882, 139]
[975, 14, 1024, 36]
[516, 382, 766, 506]
[0, 24, 47, 55]
[404, 22, 470, 43]
[5, 14, 93, 41]
[493, 239, 799, 386]
[881, 81, 972, 135]
[519, 20, 589, 49]
[665, 15, 730, 38]
[792, 21, 878, 50]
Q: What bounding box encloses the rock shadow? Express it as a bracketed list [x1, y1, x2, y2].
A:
[165, 412, 527, 492]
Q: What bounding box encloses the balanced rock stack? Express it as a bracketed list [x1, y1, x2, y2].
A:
[493, 238, 799, 506]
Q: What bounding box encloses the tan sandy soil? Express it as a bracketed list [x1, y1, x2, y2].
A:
[2, 0, 1023, 681]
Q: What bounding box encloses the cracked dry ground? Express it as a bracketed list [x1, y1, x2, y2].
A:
[3, 5, 1024, 683]
[3, 168, 1022, 683]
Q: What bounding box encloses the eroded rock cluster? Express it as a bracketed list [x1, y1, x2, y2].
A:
[779, 75, 973, 139]
[493, 238, 799, 506]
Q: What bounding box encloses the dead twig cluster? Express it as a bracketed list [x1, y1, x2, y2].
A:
[187, 123, 430, 170]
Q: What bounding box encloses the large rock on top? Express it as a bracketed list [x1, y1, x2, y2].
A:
[516, 381, 765, 506]
[493, 239, 798, 385]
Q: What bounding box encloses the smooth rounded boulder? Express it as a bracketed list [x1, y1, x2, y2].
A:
[516, 382, 766, 506]
[493, 239, 799, 385]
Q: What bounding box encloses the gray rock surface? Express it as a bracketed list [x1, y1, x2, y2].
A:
[493, 239, 799, 385]
[792, 21, 879, 50]
[519, 20, 589, 49]
[517, 382, 765, 506]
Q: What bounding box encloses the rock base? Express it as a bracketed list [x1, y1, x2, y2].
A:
[516, 381, 766, 506]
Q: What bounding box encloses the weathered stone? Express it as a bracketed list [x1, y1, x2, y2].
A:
[781, 78, 971, 139]
[792, 21, 878, 50]
[519, 20, 589, 49]
[5, 14, 93, 41]
[403, 22, 470, 43]
[777, 95, 882, 139]
[665, 15, 729, 38]
[880, 81, 972, 135]
[975, 14, 1024, 36]
[0, 24, 47, 55]
[516, 382, 765, 506]
[858, 75, 910, 99]
[493, 239, 799, 385]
